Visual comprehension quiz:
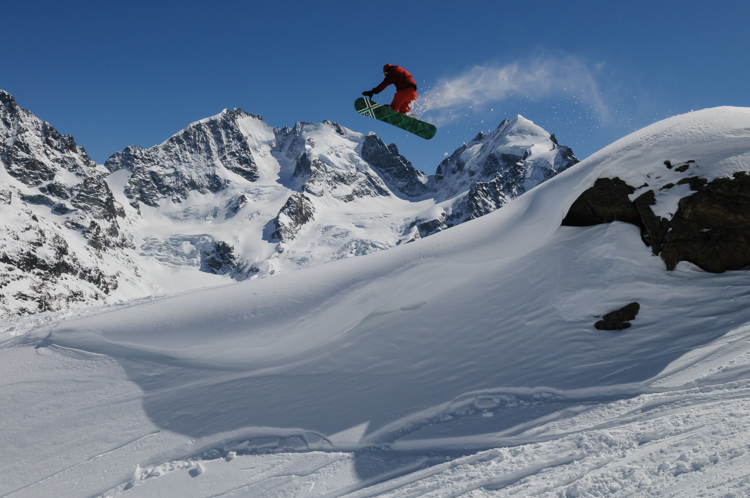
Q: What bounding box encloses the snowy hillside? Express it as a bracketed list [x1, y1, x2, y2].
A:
[2, 107, 750, 497]
[0, 89, 576, 318]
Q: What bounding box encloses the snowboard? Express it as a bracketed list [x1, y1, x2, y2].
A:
[354, 97, 437, 140]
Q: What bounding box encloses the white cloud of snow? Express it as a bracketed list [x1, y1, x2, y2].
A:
[415, 56, 611, 125]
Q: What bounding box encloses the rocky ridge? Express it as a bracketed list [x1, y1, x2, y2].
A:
[0, 90, 138, 316]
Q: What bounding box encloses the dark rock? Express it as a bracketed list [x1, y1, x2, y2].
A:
[361, 135, 428, 198]
[595, 302, 640, 331]
[201, 241, 237, 275]
[298, 156, 391, 202]
[661, 171, 750, 272]
[633, 190, 671, 254]
[40, 182, 71, 199]
[448, 175, 510, 226]
[21, 193, 56, 207]
[564, 171, 750, 273]
[416, 216, 446, 237]
[103, 109, 261, 207]
[677, 176, 707, 190]
[225, 194, 249, 218]
[71, 176, 120, 221]
[435, 144, 468, 181]
[292, 152, 312, 180]
[1, 92, 97, 187]
[322, 119, 347, 137]
[51, 204, 72, 215]
[562, 178, 642, 227]
[271, 193, 315, 242]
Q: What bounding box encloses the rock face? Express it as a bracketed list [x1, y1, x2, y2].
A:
[277, 122, 392, 202]
[104, 109, 263, 207]
[271, 193, 315, 242]
[561, 178, 641, 227]
[0, 90, 134, 317]
[595, 302, 640, 331]
[661, 172, 750, 272]
[0, 186, 120, 315]
[360, 135, 429, 198]
[563, 167, 750, 273]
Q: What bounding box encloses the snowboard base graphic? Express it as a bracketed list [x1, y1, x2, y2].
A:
[354, 98, 437, 140]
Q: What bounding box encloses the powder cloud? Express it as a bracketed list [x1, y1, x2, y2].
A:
[415, 57, 611, 126]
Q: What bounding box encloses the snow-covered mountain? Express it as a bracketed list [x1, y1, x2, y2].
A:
[0, 89, 577, 317]
[0, 91, 141, 316]
[3, 106, 750, 497]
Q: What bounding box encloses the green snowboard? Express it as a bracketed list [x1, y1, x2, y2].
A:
[354, 97, 437, 140]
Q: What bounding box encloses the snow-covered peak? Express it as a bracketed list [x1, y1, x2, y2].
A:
[432, 115, 578, 202]
[187, 107, 265, 131]
[104, 107, 278, 207]
[0, 88, 103, 189]
[276, 119, 367, 175]
[497, 114, 549, 136]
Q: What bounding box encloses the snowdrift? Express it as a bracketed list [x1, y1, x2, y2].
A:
[41, 107, 750, 452]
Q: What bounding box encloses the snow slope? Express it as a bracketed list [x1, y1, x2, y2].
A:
[3, 107, 750, 497]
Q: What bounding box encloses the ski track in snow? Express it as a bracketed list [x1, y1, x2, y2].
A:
[3, 108, 750, 497]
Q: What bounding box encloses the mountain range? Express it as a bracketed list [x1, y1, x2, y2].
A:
[0, 89, 577, 317]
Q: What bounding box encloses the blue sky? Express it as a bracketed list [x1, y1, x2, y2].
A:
[2, 0, 748, 174]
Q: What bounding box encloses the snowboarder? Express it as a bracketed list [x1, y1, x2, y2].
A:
[362, 64, 418, 115]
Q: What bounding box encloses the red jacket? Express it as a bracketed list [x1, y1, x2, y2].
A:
[373, 64, 417, 94]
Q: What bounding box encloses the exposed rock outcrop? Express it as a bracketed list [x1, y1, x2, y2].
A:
[563, 170, 750, 273]
[0, 90, 99, 187]
[595, 302, 640, 331]
[0, 188, 119, 315]
[562, 178, 641, 227]
[360, 135, 429, 198]
[277, 122, 393, 202]
[661, 172, 750, 272]
[271, 193, 315, 242]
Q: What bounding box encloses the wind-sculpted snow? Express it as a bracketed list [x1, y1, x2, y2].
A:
[45, 107, 750, 424]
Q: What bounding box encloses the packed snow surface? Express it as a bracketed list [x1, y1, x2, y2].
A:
[3, 107, 750, 497]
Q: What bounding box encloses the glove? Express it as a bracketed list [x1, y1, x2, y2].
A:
[362, 90, 375, 98]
